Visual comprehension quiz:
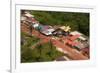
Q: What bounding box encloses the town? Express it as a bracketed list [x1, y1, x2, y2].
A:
[21, 10, 89, 62]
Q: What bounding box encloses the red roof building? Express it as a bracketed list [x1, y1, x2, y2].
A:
[65, 39, 79, 47]
[69, 34, 80, 41]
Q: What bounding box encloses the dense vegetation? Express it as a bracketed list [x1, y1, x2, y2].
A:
[30, 10, 89, 36]
[21, 32, 64, 63]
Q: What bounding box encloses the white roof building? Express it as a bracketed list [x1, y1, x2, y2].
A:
[25, 13, 34, 18]
[70, 31, 82, 35]
[41, 28, 55, 36]
[21, 16, 27, 21]
[32, 23, 39, 28]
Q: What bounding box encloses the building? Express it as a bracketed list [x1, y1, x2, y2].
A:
[32, 23, 39, 28]
[70, 31, 87, 41]
[24, 12, 34, 18]
[69, 34, 80, 41]
[40, 25, 55, 36]
[52, 28, 69, 36]
[63, 38, 79, 47]
[33, 24, 55, 36]
[21, 16, 27, 21]
[69, 31, 89, 50]
[59, 26, 71, 32]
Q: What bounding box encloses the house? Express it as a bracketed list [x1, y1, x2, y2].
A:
[28, 17, 37, 24]
[63, 38, 79, 47]
[21, 16, 27, 23]
[21, 16, 27, 21]
[40, 25, 55, 36]
[74, 42, 86, 50]
[32, 24, 55, 36]
[41, 29, 54, 36]
[70, 31, 86, 41]
[69, 34, 80, 41]
[59, 26, 71, 32]
[69, 31, 89, 50]
[24, 12, 34, 18]
[52, 28, 69, 36]
[32, 23, 39, 28]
